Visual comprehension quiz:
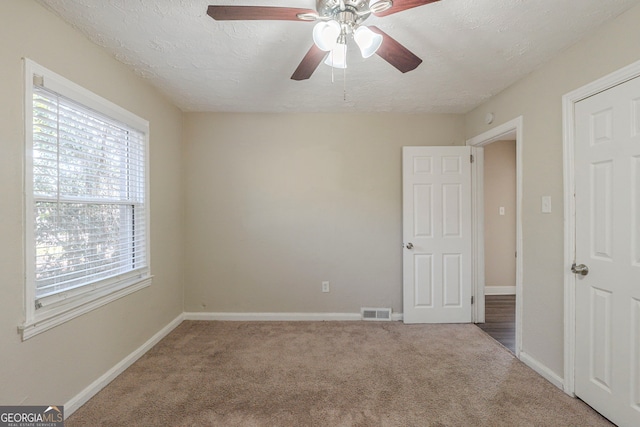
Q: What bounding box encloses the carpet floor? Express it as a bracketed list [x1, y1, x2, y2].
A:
[67, 321, 611, 426]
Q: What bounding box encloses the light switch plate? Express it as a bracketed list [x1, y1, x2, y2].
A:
[542, 196, 552, 213]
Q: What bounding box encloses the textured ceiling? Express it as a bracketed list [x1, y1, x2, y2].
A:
[36, 0, 640, 113]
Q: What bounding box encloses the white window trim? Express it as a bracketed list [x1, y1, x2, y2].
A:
[21, 58, 152, 340]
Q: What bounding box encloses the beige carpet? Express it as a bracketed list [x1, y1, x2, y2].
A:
[67, 321, 611, 426]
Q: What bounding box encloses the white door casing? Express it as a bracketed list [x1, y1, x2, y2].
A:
[403, 146, 472, 324]
[573, 75, 640, 426]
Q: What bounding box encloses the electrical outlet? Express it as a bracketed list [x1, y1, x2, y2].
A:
[499, 206, 505, 216]
[541, 196, 552, 213]
[322, 281, 330, 293]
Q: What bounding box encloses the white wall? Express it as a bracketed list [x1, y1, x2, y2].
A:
[465, 2, 640, 377]
[0, 0, 184, 405]
[183, 113, 464, 314]
[484, 140, 516, 290]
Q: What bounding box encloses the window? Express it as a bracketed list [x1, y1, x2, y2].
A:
[21, 60, 151, 339]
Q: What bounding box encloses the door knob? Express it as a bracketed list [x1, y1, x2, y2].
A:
[405, 243, 414, 249]
[571, 263, 589, 276]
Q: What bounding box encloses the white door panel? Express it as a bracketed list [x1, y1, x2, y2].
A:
[403, 146, 472, 324]
[574, 75, 640, 426]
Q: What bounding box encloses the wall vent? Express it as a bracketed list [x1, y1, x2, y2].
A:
[361, 307, 392, 321]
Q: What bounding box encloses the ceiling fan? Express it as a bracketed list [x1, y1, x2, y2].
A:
[207, 0, 440, 80]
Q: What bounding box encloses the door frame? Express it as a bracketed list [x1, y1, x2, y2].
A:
[467, 116, 524, 358]
[562, 59, 640, 396]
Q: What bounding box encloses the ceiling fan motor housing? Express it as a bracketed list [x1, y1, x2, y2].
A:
[317, 0, 372, 25]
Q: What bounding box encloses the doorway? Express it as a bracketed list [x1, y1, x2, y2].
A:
[477, 140, 517, 352]
[467, 117, 524, 358]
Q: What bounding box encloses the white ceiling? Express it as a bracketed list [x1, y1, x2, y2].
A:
[36, 0, 640, 113]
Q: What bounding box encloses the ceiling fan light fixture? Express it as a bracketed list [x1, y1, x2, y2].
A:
[324, 43, 348, 69]
[369, 0, 393, 14]
[354, 26, 383, 58]
[313, 20, 341, 51]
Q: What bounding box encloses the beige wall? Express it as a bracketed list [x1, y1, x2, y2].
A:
[484, 140, 516, 289]
[465, 3, 640, 377]
[0, 0, 183, 405]
[183, 113, 464, 314]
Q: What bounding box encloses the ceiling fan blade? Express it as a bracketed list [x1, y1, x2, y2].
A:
[369, 26, 422, 73]
[291, 45, 328, 81]
[373, 0, 440, 17]
[207, 5, 317, 21]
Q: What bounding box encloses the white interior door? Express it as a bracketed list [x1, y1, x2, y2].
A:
[403, 146, 472, 324]
[574, 75, 640, 426]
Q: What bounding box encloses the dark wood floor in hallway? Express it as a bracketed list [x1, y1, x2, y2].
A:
[477, 295, 516, 353]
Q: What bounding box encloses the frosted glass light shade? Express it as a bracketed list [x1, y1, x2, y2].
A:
[313, 20, 341, 51]
[354, 26, 383, 58]
[324, 43, 347, 69]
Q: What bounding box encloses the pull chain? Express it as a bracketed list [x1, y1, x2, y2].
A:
[343, 65, 347, 101]
[327, 44, 347, 101]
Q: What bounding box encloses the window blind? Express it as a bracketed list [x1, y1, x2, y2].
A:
[32, 85, 147, 302]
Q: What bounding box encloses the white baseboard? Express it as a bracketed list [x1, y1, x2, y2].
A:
[485, 286, 516, 295]
[64, 313, 184, 418]
[184, 312, 404, 322]
[519, 351, 564, 391]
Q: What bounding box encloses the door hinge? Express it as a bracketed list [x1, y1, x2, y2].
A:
[471, 295, 474, 304]
[470, 154, 474, 163]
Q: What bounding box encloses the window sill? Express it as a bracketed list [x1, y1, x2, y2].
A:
[20, 275, 152, 341]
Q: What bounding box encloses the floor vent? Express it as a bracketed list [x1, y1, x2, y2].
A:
[361, 307, 392, 321]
